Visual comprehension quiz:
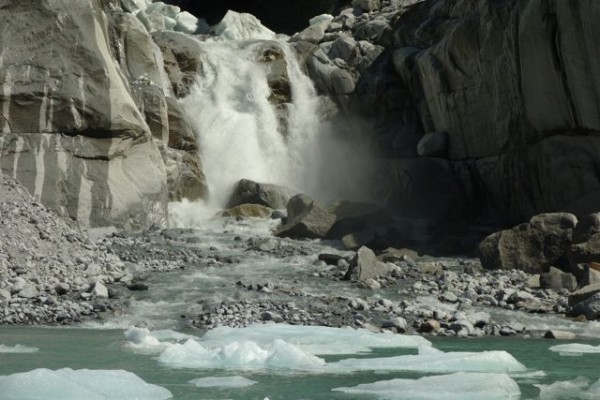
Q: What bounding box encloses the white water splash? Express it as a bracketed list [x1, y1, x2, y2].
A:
[179, 38, 321, 207]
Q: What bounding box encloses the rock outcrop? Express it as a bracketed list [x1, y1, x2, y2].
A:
[0, 0, 207, 228]
[290, 0, 600, 240]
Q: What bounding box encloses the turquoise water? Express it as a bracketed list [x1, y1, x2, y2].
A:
[1, 326, 599, 399]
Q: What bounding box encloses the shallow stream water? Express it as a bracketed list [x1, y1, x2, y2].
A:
[1, 213, 600, 399]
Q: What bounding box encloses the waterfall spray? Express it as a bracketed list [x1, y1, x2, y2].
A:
[179, 38, 322, 208]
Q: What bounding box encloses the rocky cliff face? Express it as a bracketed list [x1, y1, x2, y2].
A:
[292, 0, 600, 240]
[0, 0, 207, 229]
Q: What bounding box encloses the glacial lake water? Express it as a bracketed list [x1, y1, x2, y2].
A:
[1, 325, 600, 399]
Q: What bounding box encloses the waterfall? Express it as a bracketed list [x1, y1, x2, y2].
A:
[180, 38, 321, 208]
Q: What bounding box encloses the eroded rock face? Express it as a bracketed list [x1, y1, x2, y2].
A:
[0, 0, 208, 228]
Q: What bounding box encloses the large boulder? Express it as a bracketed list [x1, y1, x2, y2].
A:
[568, 283, 600, 308]
[568, 293, 600, 321]
[478, 213, 578, 274]
[344, 246, 389, 281]
[227, 179, 296, 210]
[275, 194, 336, 239]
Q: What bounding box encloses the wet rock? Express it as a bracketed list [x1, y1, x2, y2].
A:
[318, 253, 345, 265]
[544, 330, 577, 340]
[227, 179, 296, 210]
[90, 282, 109, 299]
[275, 194, 336, 239]
[569, 293, 600, 320]
[344, 246, 388, 282]
[568, 283, 600, 307]
[540, 267, 578, 292]
[128, 283, 150, 291]
[479, 213, 577, 273]
[223, 204, 274, 218]
[420, 319, 441, 333]
[382, 317, 408, 333]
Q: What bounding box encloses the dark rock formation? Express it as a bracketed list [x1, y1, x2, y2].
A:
[297, 0, 600, 238]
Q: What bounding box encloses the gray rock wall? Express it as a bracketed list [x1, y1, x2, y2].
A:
[395, 0, 600, 225]
[298, 0, 600, 234]
[0, 0, 207, 228]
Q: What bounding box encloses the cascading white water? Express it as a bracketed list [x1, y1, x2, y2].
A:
[180, 37, 321, 208]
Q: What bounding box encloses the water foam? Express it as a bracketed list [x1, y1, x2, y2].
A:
[0, 344, 39, 353]
[179, 37, 321, 207]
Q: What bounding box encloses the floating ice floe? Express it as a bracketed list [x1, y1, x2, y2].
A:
[201, 324, 431, 355]
[158, 339, 326, 371]
[333, 372, 521, 400]
[0, 368, 172, 400]
[190, 376, 257, 388]
[536, 377, 600, 400]
[328, 346, 527, 374]
[549, 343, 600, 356]
[0, 344, 39, 353]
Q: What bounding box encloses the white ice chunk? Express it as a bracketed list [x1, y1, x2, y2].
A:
[158, 339, 325, 371]
[0, 368, 172, 400]
[309, 14, 334, 27]
[536, 377, 593, 400]
[174, 11, 203, 34]
[190, 376, 257, 388]
[146, 2, 180, 18]
[329, 349, 527, 374]
[214, 11, 276, 41]
[124, 326, 161, 346]
[549, 343, 600, 356]
[333, 372, 521, 400]
[0, 344, 39, 353]
[202, 324, 431, 355]
[121, 0, 152, 13]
